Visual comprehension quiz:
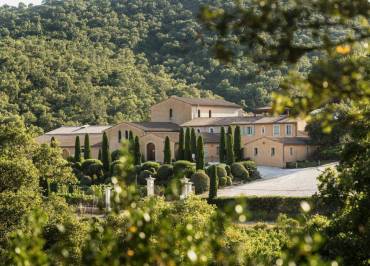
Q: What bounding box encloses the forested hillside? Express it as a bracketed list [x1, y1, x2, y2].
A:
[0, 0, 289, 131]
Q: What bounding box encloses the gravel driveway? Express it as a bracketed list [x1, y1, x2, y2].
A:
[218, 163, 337, 197]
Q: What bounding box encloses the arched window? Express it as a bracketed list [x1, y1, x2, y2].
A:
[209, 127, 214, 133]
[209, 110, 212, 118]
[197, 128, 201, 133]
[169, 108, 173, 119]
[125, 130, 129, 139]
[198, 109, 201, 117]
[118, 130, 122, 143]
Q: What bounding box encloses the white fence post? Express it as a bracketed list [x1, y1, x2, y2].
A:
[105, 186, 111, 212]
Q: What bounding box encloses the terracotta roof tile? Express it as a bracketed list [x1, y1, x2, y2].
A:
[171, 96, 241, 108]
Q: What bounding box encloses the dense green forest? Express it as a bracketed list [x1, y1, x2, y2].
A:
[0, 0, 288, 131]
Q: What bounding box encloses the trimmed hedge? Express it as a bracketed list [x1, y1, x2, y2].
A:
[81, 159, 104, 179]
[218, 175, 227, 187]
[141, 161, 160, 172]
[173, 160, 196, 178]
[231, 162, 250, 181]
[157, 164, 174, 185]
[137, 170, 153, 185]
[191, 170, 210, 194]
[240, 160, 261, 180]
[208, 196, 326, 221]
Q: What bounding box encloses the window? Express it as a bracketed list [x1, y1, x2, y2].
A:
[125, 130, 129, 139]
[261, 126, 265, 135]
[209, 110, 212, 118]
[169, 108, 173, 119]
[271, 147, 275, 156]
[198, 109, 201, 117]
[290, 147, 294, 156]
[273, 125, 280, 136]
[197, 128, 201, 133]
[245, 126, 254, 136]
[209, 127, 214, 133]
[286, 124, 292, 136]
[254, 147, 258, 156]
[118, 130, 122, 143]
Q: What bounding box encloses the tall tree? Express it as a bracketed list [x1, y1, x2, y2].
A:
[190, 128, 197, 161]
[84, 134, 91, 159]
[50, 137, 57, 148]
[74, 136, 81, 163]
[163, 136, 171, 164]
[178, 128, 185, 160]
[101, 132, 111, 172]
[196, 136, 205, 170]
[134, 136, 141, 165]
[234, 126, 242, 161]
[98, 149, 102, 161]
[226, 133, 235, 165]
[219, 127, 226, 163]
[208, 165, 218, 200]
[184, 128, 192, 161]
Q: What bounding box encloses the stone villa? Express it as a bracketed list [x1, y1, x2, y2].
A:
[37, 96, 316, 168]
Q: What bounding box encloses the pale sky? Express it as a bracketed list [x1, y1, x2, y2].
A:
[0, 0, 42, 6]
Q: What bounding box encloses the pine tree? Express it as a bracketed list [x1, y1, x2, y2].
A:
[190, 128, 197, 161]
[50, 136, 57, 148]
[164, 136, 171, 164]
[196, 136, 205, 170]
[74, 136, 81, 162]
[226, 132, 235, 165]
[234, 126, 243, 161]
[102, 132, 111, 172]
[208, 165, 218, 199]
[84, 133, 92, 159]
[219, 127, 226, 163]
[98, 149, 102, 161]
[134, 136, 141, 165]
[184, 128, 192, 161]
[178, 128, 185, 160]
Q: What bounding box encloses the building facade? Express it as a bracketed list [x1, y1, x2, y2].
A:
[36, 96, 316, 168]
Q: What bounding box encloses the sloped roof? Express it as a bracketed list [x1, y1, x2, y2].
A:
[171, 96, 241, 108]
[253, 116, 288, 124]
[199, 132, 220, 144]
[127, 122, 180, 132]
[45, 125, 111, 135]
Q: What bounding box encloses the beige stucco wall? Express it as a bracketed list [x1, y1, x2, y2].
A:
[104, 123, 145, 151]
[245, 138, 285, 167]
[191, 106, 242, 119]
[204, 143, 219, 163]
[140, 134, 177, 163]
[284, 145, 317, 163]
[150, 98, 193, 124]
[241, 123, 297, 145]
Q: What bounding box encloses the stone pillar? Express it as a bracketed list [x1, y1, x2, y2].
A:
[105, 186, 111, 212]
[180, 176, 190, 199]
[146, 175, 156, 197]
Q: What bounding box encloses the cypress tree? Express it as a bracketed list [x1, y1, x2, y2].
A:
[227, 125, 233, 135]
[164, 136, 171, 164]
[226, 132, 235, 165]
[190, 128, 197, 161]
[102, 132, 111, 172]
[50, 136, 57, 148]
[184, 128, 191, 161]
[234, 126, 243, 161]
[84, 133, 91, 159]
[98, 149, 102, 161]
[128, 130, 134, 151]
[219, 127, 226, 163]
[196, 136, 205, 170]
[74, 136, 81, 162]
[134, 136, 141, 165]
[208, 165, 218, 199]
[178, 128, 185, 160]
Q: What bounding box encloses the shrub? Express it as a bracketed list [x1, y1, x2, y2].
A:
[225, 164, 231, 176]
[231, 163, 250, 182]
[216, 164, 228, 178]
[111, 160, 125, 176]
[141, 161, 160, 172]
[138, 170, 154, 185]
[79, 175, 92, 186]
[191, 170, 210, 194]
[173, 160, 196, 178]
[218, 176, 227, 187]
[111, 149, 125, 161]
[81, 159, 104, 178]
[241, 161, 261, 179]
[157, 164, 174, 185]
[226, 176, 232, 186]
